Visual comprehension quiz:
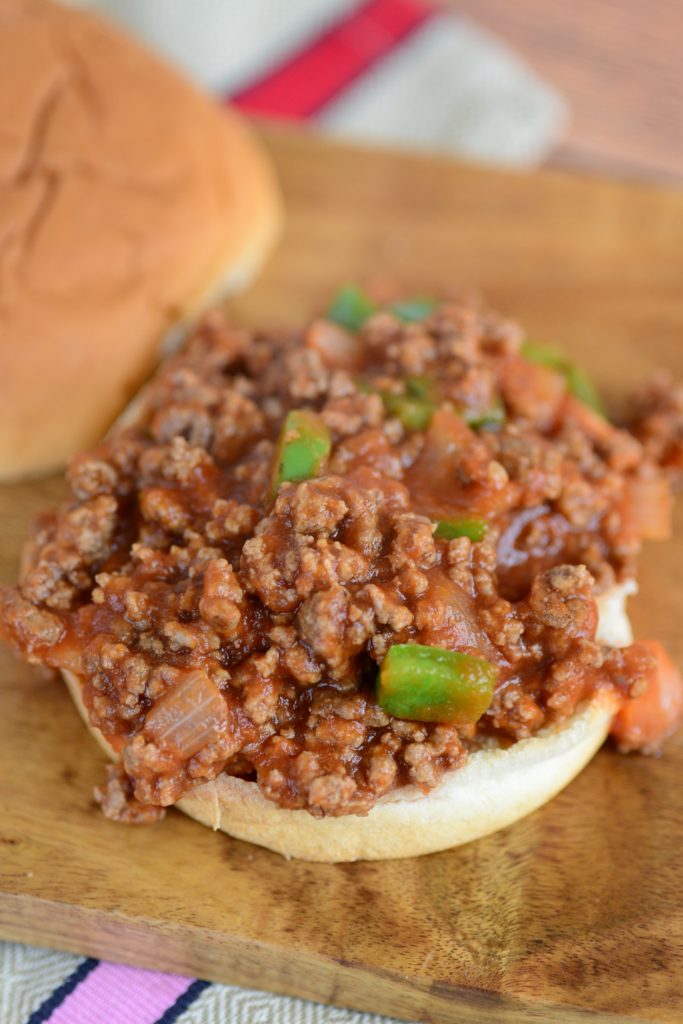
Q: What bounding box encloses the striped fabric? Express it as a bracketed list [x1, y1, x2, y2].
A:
[4, 2, 566, 1021]
[1, 943, 400, 1024]
[0, 946, 82, 1024]
[231, 0, 433, 119]
[0, 948, 203, 1024]
[68, 0, 566, 165]
[30, 963, 204, 1024]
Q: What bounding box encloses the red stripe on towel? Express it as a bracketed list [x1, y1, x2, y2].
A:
[231, 0, 434, 119]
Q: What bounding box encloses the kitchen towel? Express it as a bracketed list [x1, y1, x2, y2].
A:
[3, 2, 567, 1022]
[2, 942, 401, 1023]
[68, 0, 568, 166]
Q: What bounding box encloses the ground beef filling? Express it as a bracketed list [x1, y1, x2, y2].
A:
[0, 303, 677, 822]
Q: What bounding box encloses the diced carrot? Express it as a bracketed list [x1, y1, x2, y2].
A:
[623, 473, 673, 542]
[611, 640, 683, 752]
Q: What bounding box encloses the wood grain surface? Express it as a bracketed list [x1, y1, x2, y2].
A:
[451, 0, 683, 182]
[1, 128, 683, 1023]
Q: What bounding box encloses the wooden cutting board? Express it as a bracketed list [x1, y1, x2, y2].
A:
[1, 128, 683, 1024]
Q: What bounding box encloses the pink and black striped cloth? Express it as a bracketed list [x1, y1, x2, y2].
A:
[5, 955, 206, 1024]
[2, 942, 395, 1023]
[4, 2, 565, 1021]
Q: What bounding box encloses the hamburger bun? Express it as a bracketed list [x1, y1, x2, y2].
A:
[61, 583, 633, 862]
[0, 0, 282, 481]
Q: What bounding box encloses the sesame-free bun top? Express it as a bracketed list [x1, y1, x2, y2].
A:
[0, 0, 282, 480]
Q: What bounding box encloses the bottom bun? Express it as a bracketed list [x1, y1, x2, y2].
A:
[62, 583, 633, 862]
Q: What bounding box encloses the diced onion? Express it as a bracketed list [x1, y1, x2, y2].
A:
[417, 569, 496, 658]
[306, 318, 365, 371]
[501, 357, 567, 430]
[145, 669, 228, 759]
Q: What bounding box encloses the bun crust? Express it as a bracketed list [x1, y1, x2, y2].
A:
[0, 0, 282, 481]
[177, 697, 618, 861]
[61, 585, 632, 862]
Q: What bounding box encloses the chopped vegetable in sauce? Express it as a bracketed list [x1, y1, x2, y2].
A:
[380, 375, 438, 431]
[462, 397, 506, 431]
[434, 518, 488, 542]
[378, 644, 497, 724]
[306, 318, 365, 371]
[272, 409, 331, 492]
[328, 287, 436, 331]
[326, 285, 376, 331]
[391, 297, 436, 322]
[522, 340, 605, 415]
[145, 669, 227, 759]
[624, 472, 673, 542]
[611, 640, 683, 753]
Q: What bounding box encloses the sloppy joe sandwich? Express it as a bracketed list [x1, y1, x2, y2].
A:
[2, 290, 682, 861]
[0, 0, 281, 481]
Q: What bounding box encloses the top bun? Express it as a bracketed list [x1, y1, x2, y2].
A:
[0, 0, 282, 480]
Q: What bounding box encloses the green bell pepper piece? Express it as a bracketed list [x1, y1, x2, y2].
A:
[380, 375, 438, 431]
[434, 518, 488, 542]
[391, 297, 436, 322]
[327, 285, 376, 332]
[462, 396, 506, 431]
[272, 410, 331, 493]
[382, 393, 434, 431]
[378, 644, 496, 725]
[520, 339, 566, 370]
[404, 376, 437, 403]
[564, 365, 605, 415]
[521, 340, 605, 416]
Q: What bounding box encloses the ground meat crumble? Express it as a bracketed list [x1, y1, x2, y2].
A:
[1, 299, 680, 822]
